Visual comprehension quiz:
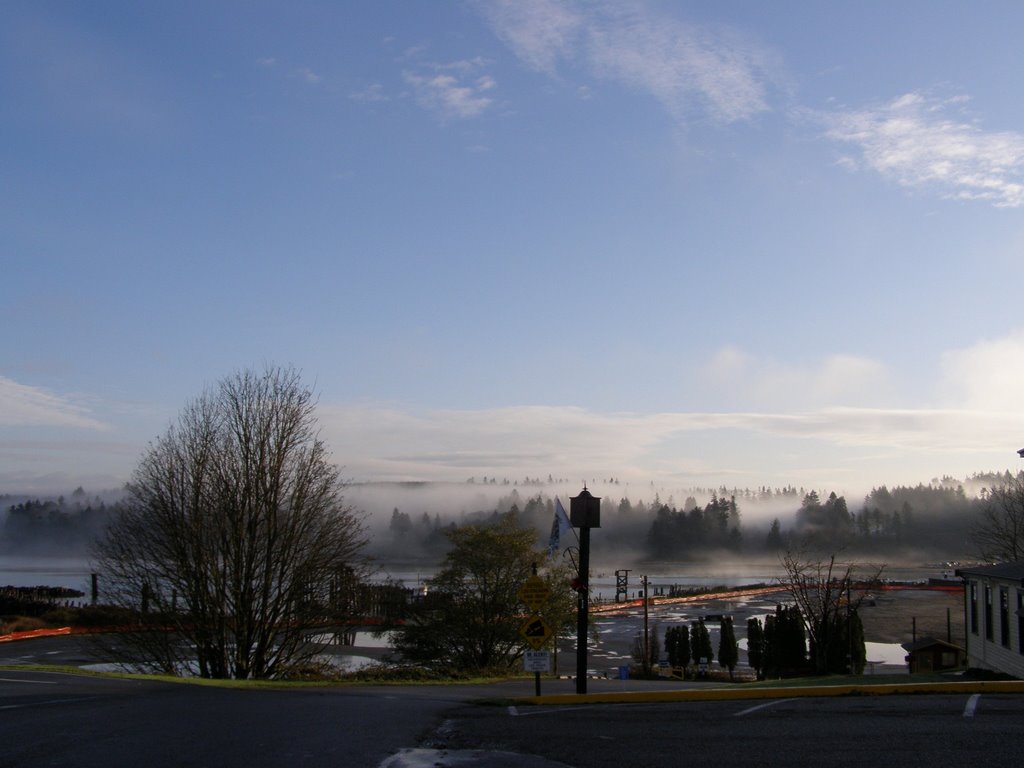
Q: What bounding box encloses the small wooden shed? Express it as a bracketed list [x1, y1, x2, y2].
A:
[901, 637, 965, 673]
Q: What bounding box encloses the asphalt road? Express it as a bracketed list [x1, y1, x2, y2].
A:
[4, 636, 1024, 767]
[0, 668, 499, 768]
[5, 669, 1023, 768]
[443, 692, 1024, 768]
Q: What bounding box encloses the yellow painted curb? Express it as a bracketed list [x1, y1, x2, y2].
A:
[521, 680, 1024, 706]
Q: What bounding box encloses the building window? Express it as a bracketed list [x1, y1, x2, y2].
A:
[985, 585, 993, 641]
[1000, 587, 1010, 647]
[970, 582, 978, 634]
[1018, 590, 1024, 655]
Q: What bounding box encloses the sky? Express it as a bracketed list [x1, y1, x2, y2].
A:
[3, 0, 1024, 500]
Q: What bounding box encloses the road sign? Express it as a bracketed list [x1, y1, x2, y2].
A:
[519, 614, 553, 650]
[523, 650, 551, 673]
[517, 575, 551, 611]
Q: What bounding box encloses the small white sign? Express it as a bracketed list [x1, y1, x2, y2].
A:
[523, 650, 551, 672]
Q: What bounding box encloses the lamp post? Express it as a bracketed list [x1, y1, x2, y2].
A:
[570, 486, 600, 694]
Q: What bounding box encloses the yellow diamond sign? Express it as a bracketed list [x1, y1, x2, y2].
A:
[519, 614, 553, 650]
[517, 575, 551, 611]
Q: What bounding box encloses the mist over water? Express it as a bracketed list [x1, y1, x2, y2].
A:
[346, 479, 801, 531]
[349, 477, 981, 574]
[0, 555, 92, 592]
[1, 473, 994, 594]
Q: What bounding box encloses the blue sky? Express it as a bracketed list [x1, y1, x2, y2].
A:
[3, 0, 1024, 498]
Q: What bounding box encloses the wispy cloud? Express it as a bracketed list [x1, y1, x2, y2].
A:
[318, 401, 1021, 489]
[585, 6, 774, 124]
[293, 67, 322, 84]
[821, 92, 1024, 208]
[256, 57, 322, 86]
[317, 331, 1024, 489]
[703, 347, 894, 410]
[479, 0, 777, 124]
[480, 0, 583, 76]
[0, 376, 107, 429]
[403, 60, 496, 120]
[349, 83, 389, 103]
[939, 329, 1024, 411]
[319, 403, 673, 482]
[6, 333, 1020, 494]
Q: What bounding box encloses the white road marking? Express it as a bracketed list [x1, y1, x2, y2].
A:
[0, 677, 58, 684]
[963, 694, 981, 718]
[507, 704, 600, 717]
[0, 696, 97, 710]
[735, 699, 796, 716]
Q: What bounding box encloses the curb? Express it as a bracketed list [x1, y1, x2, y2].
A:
[519, 679, 1024, 705]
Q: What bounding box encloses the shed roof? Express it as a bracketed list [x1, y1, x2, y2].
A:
[955, 560, 1024, 583]
[901, 637, 963, 653]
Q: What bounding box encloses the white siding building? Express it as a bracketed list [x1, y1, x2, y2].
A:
[956, 561, 1024, 679]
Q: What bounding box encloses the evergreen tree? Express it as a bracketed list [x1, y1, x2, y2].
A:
[782, 551, 878, 674]
[718, 616, 739, 679]
[815, 607, 867, 675]
[763, 604, 807, 678]
[664, 625, 691, 671]
[691, 619, 714, 673]
[778, 604, 808, 674]
[664, 626, 677, 667]
[796, 490, 822, 529]
[728, 526, 743, 551]
[746, 617, 765, 680]
[763, 612, 779, 677]
[679, 624, 691, 670]
[389, 508, 412, 539]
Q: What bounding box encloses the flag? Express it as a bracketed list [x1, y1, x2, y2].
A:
[547, 498, 574, 557]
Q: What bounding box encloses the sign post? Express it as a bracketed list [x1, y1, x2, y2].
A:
[518, 566, 554, 696]
[523, 650, 551, 672]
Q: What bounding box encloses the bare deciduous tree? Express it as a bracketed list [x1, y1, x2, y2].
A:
[94, 366, 366, 679]
[972, 472, 1024, 562]
[781, 546, 882, 675]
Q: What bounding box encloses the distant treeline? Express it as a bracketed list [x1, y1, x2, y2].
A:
[372, 472, 1017, 563]
[1, 487, 112, 554]
[4, 471, 1018, 561]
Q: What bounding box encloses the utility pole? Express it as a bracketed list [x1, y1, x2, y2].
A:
[847, 581, 852, 674]
[642, 574, 650, 676]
